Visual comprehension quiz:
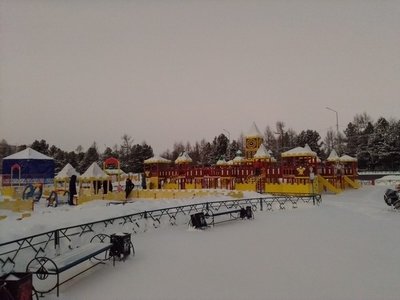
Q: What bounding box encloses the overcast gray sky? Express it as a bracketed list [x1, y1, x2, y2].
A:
[1, 0, 399, 154]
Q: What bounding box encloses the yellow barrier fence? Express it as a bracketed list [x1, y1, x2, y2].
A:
[0, 198, 33, 212]
[265, 183, 313, 194]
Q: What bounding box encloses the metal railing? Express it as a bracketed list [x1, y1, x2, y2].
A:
[0, 193, 321, 275]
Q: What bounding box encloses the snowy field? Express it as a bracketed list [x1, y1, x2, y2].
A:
[2, 185, 400, 300]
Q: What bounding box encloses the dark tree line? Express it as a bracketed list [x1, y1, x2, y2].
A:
[0, 136, 154, 174]
[160, 135, 242, 167]
[1, 113, 399, 174]
[162, 113, 400, 170]
[344, 114, 400, 170]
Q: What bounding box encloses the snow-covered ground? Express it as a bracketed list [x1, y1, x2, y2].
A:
[1, 185, 400, 300]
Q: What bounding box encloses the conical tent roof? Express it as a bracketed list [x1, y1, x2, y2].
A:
[175, 151, 193, 164]
[254, 144, 272, 159]
[216, 156, 227, 166]
[55, 163, 80, 180]
[80, 162, 109, 180]
[254, 144, 277, 162]
[232, 150, 245, 164]
[327, 149, 340, 162]
[3, 147, 53, 160]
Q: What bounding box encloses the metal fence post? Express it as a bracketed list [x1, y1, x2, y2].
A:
[54, 229, 60, 256]
[54, 230, 59, 249]
[260, 198, 263, 211]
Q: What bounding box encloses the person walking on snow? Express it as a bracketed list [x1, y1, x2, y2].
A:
[125, 177, 134, 199]
[69, 175, 77, 205]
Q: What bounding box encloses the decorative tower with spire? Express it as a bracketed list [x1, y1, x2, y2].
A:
[244, 122, 264, 160]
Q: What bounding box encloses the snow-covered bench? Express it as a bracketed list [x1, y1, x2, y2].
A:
[190, 206, 254, 228]
[26, 234, 114, 297]
[208, 206, 253, 226]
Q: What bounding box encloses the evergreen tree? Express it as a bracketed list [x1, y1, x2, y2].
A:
[199, 140, 213, 166]
[296, 130, 323, 157]
[344, 122, 358, 157]
[31, 139, 49, 155]
[386, 120, 400, 170]
[212, 134, 229, 163]
[0, 139, 12, 157]
[357, 122, 374, 170]
[79, 142, 99, 173]
[189, 142, 201, 165]
[48, 145, 59, 158]
[117, 137, 154, 173]
[48, 145, 65, 173]
[0, 139, 12, 173]
[102, 147, 118, 161]
[75, 146, 85, 171]
[368, 117, 390, 170]
[132, 142, 153, 173]
[129, 144, 142, 173]
[227, 139, 240, 161]
[66, 151, 79, 169]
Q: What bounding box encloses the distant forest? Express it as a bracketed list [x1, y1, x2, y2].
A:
[1, 113, 400, 174]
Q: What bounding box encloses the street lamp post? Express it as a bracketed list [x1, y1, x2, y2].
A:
[326, 107, 339, 150]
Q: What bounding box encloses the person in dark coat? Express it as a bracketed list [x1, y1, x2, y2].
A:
[93, 181, 102, 194]
[125, 178, 134, 199]
[103, 180, 108, 194]
[69, 175, 77, 205]
[101, 180, 113, 194]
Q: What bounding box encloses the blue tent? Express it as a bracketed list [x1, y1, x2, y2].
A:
[2, 147, 55, 185]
